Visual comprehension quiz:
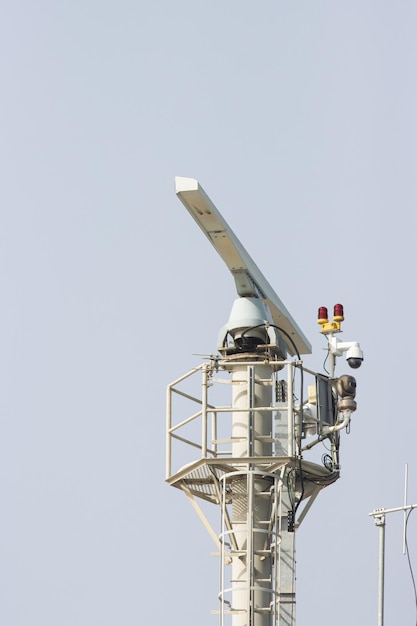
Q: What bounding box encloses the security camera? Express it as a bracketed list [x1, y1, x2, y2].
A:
[347, 357, 363, 369]
[327, 337, 364, 374]
[345, 344, 364, 369]
[337, 374, 356, 398]
[337, 374, 357, 412]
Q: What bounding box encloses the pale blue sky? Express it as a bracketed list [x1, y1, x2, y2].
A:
[1, 2, 416, 624]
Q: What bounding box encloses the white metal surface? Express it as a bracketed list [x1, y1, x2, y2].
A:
[168, 178, 356, 626]
[226, 362, 280, 626]
[166, 356, 345, 626]
[175, 177, 311, 357]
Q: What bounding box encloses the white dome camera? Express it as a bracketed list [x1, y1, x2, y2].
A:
[328, 337, 364, 373]
[345, 344, 364, 369]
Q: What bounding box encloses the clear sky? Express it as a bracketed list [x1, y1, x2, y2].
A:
[1, 2, 416, 625]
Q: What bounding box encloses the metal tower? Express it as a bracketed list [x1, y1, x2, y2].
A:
[166, 178, 363, 626]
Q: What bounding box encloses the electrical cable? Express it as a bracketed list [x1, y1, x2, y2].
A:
[269, 324, 301, 361]
[405, 508, 417, 625]
[321, 438, 332, 452]
[301, 471, 339, 487]
[239, 322, 301, 360]
[286, 471, 295, 510]
[322, 348, 330, 376]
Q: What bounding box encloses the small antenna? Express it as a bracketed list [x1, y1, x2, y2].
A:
[369, 464, 417, 626]
[403, 463, 409, 555]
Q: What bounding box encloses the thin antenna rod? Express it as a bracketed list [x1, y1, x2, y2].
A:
[403, 463, 408, 555]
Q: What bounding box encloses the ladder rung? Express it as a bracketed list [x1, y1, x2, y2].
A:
[213, 437, 246, 444]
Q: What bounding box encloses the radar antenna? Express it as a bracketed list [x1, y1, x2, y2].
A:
[175, 177, 311, 357]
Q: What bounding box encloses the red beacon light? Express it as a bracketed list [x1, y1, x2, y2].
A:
[333, 303, 344, 322]
[317, 304, 344, 333]
[317, 306, 328, 325]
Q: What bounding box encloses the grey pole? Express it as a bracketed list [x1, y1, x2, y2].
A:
[375, 513, 386, 626]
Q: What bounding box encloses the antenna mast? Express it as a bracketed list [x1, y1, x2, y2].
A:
[369, 464, 417, 626]
[166, 178, 363, 625]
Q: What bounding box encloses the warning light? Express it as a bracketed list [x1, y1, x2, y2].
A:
[333, 304, 344, 322]
[317, 307, 328, 325]
[318, 305, 343, 334]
